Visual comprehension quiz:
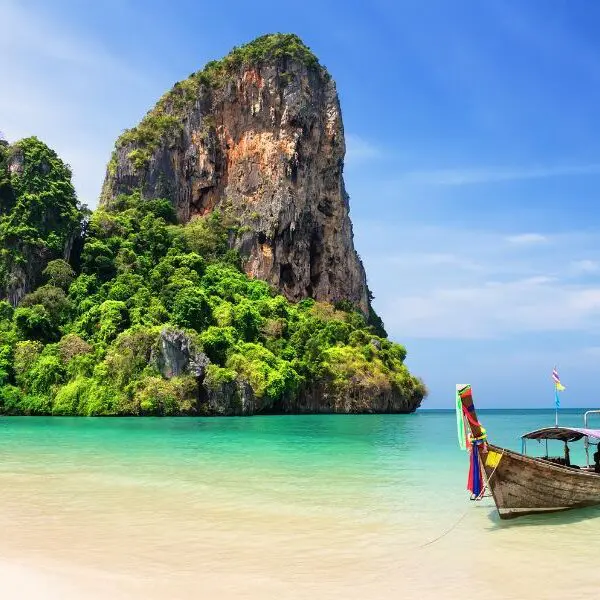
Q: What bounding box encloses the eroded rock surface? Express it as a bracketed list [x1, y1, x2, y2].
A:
[151, 327, 210, 380]
[101, 34, 369, 313]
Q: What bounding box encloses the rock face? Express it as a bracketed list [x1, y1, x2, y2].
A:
[151, 328, 209, 380]
[203, 377, 256, 416]
[2, 246, 50, 307]
[202, 382, 422, 416]
[100, 34, 369, 313]
[290, 383, 423, 414]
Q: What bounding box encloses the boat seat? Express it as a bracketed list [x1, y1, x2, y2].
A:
[542, 456, 565, 465]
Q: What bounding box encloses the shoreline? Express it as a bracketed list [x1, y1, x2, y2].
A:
[0, 410, 420, 418]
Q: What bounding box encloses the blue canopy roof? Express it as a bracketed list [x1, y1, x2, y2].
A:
[521, 426, 600, 442]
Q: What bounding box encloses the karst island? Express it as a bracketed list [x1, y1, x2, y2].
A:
[0, 34, 426, 416]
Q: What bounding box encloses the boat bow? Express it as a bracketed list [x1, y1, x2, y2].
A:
[456, 384, 600, 519]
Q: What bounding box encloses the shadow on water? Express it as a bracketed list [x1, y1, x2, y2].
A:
[485, 504, 600, 530]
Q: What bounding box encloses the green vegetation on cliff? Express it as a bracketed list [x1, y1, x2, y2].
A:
[0, 137, 83, 303]
[0, 139, 425, 415]
[202, 32, 321, 78]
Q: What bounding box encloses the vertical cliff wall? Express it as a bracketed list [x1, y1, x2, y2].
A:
[100, 34, 370, 313]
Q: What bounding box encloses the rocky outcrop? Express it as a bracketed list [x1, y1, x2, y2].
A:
[2, 246, 52, 307]
[285, 383, 423, 414]
[100, 34, 370, 313]
[201, 381, 422, 416]
[151, 328, 210, 380]
[202, 376, 256, 416]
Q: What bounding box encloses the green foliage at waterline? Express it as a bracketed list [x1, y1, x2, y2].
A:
[0, 142, 426, 416]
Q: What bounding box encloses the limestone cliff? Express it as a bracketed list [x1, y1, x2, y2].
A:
[101, 34, 370, 314]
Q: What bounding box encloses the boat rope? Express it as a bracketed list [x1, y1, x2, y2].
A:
[472, 449, 505, 501]
[485, 451, 504, 484]
[417, 508, 470, 548]
[418, 452, 506, 548]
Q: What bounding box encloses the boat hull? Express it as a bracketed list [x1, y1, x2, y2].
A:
[482, 444, 600, 519]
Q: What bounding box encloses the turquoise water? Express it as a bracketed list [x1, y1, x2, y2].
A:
[1, 409, 599, 599]
[1, 408, 595, 503]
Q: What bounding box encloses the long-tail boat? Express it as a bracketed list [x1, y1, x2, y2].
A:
[456, 384, 600, 519]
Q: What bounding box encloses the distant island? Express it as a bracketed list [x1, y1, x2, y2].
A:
[0, 34, 426, 416]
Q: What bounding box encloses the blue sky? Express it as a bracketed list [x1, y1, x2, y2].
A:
[3, 0, 600, 409]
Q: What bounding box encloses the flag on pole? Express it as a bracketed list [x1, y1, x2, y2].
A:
[455, 385, 468, 450]
[552, 367, 566, 407]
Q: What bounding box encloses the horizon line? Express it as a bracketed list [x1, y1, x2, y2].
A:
[417, 406, 599, 411]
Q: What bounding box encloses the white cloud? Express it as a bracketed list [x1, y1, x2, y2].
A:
[344, 134, 382, 164]
[0, 1, 143, 82]
[381, 278, 600, 339]
[506, 233, 548, 245]
[571, 259, 600, 274]
[395, 163, 600, 186]
[0, 0, 154, 206]
[356, 221, 600, 340]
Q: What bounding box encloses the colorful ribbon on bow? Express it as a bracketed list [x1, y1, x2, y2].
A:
[455, 384, 487, 498]
[467, 440, 485, 497]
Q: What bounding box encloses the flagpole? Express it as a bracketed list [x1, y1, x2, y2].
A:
[552, 365, 565, 428]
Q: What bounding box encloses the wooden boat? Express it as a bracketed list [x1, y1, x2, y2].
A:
[457, 384, 600, 519]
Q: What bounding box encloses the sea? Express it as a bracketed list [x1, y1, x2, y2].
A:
[1, 409, 599, 599]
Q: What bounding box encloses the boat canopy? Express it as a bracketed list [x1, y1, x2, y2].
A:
[521, 426, 600, 442]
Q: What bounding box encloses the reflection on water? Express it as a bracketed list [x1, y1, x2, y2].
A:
[0, 411, 599, 599]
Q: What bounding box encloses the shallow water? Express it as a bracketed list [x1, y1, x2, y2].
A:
[1, 410, 599, 599]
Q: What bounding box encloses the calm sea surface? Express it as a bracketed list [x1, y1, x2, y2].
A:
[1, 409, 599, 599]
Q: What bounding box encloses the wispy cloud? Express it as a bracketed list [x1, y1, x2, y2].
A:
[571, 259, 600, 274]
[388, 251, 484, 273]
[355, 220, 600, 340]
[396, 163, 600, 186]
[0, 1, 145, 83]
[506, 233, 548, 245]
[381, 277, 600, 339]
[344, 134, 383, 164]
[0, 0, 154, 206]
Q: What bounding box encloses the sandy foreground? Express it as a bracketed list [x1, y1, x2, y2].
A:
[0, 560, 131, 600]
[2, 500, 600, 600]
[2, 463, 600, 599]
[0, 558, 351, 600]
[0, 469, 439, 600]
